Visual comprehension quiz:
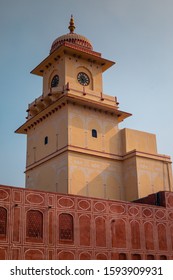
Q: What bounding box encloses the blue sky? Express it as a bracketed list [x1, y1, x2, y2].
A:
[0, 0, 173, 187]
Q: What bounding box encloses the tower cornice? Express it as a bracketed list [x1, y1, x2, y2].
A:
[30, 44, 115, 77]
[15, 86, 131, 134]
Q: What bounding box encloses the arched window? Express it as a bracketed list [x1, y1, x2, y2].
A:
[119, 253, 127, 260]
[132, 254, 141, 260]
[160, 255, 167, 260]
[51, 75, 59, 88]
[0, 207, 7, 235]
[92, 129, 97, 138]
[59, 213, 73, 242]
[26, 210, 43, 238]
[147, 254, 155, 260]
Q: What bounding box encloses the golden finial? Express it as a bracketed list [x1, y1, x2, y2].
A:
[68, 15, 75, 33]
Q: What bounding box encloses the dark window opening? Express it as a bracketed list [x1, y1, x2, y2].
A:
[0, 207, 7, 235]
[119, 253, 127, 260]
[92, 129, 97, 138]
[147, 254, 155, 260]
[26, 210, 43, 238]
[160, 255, 167, 260]
[51, 75, 59, 88]
[132, 254, 141, 260]
[44, 136, 48, 145]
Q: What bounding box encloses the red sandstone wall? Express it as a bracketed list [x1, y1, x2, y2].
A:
[0, 185, 173, 260]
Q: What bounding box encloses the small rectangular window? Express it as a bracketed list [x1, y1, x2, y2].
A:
[92, 129, 97, 138]
[44, 136, 48, 145]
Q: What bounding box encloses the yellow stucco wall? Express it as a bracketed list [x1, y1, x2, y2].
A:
[136, 157, 173, 197]
[68, 152, 124, 200]
[22, 39, 173, 202]
[25, 98, 173, 201]
[68, 102, 120, 154]
[26, 152, 68, 193]
[64, 55, 103, 93]
[43, 57, 65, 96]
[26, 106, 68, 167]
[120, 128, 173, 200]
[121, 128, 157, 154]
[123, 157, 138, 201]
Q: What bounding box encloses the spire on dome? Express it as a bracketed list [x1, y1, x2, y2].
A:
[50, 16, 93, 53]
[68, 15, 75, 33]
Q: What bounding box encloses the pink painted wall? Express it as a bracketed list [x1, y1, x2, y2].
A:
[0, 185, 173, 260]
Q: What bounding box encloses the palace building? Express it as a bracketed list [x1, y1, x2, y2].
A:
[0, 16, 173, 259]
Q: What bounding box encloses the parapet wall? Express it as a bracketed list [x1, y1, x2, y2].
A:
[0, 184, 173, 260]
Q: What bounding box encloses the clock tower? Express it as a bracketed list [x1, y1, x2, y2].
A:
[16, 16, 173, 201]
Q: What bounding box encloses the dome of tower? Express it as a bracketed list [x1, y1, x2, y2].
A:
[50, 16, 93, 54]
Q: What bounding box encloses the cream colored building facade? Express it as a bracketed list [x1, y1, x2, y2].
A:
[16, 17, 173, 201]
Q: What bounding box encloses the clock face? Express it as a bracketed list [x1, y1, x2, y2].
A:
[51, 75, 59, 87]
[77, 72, 90, 86]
